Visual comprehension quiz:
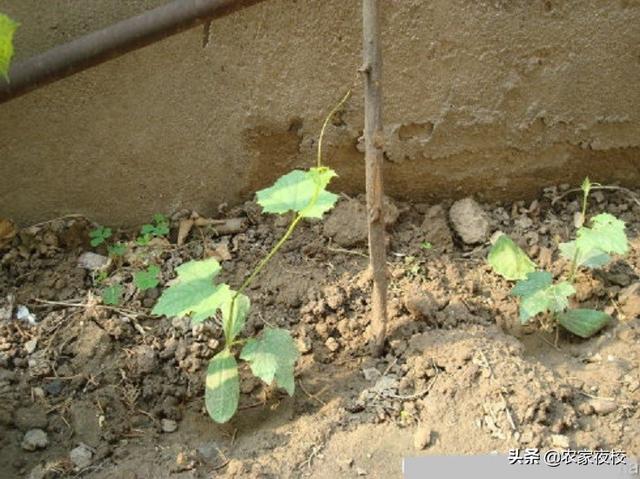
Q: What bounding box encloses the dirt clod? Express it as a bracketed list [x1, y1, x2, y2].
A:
[22, 429, 48, 451]
[449, 197, 490, 244]
[413, 425, 432, 450]
[69, 444, 93, 470]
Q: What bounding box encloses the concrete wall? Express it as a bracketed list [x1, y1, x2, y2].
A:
[1, 0, 640, 225]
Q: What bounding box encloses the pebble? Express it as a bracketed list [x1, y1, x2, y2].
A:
[24, 338, 37, 354]
[325, 337, 339, 352]
[589, 399, 617, 415]
[21, 429, 48, 451]
[69, 444, 93, 469]
[296, 336, 312, 354]
[362, 368, 381, 381]
[413, 425, 432, 450]
[77, 252, 109, 271]
[44, 379, 63, 396]
[161, 418, 178, 433]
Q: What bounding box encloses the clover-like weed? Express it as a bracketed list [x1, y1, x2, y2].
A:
[89, 226, 112, 247]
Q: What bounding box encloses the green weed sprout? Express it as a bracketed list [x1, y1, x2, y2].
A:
[488, 178, 629, 339]
[107, 242, 127, 258]
[101, 284, 123, 306]
[153, 92, 350, 423]
[89, 226, 112, 247]
[134, 265, 160, 291]
[137, 214, 170, 245]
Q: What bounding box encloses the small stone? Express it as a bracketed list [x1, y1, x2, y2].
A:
[362, 368, 381, 381]
[44, 379, 63, 396]
[296, 336, 312, 354]
[22, 429, 48, 451]
[589, 399, 617, 415]
[69, 444, 93, 469]
[576, 402, 594, 416]
[24, 338, 37, 354]
[161, 419, 178, 433]
[77, 252, 109, 271]
[550, 434, 570, 449]
[356, 467, 368, 476]
[325, 337, 339, 352]
[413, 425, 432, 450]
[16, 305, 37, 325]
[449, 197, 489, 244]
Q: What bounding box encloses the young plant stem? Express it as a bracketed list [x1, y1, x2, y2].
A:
[362, 0, 388, 357]
[225, 92, 351, 344]
[568, 180, 592, 283]
[317, 90, 351, 168]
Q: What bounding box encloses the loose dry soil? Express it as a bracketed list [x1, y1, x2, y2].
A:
[0, 184, 639, 478]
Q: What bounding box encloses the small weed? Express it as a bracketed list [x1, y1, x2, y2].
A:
[419, 241, 433, 250]
[101, 284, 123, 306]
[94, 270, 108, 285]
[134, 265, 160, 291]
[137, 214, 169, 245]
[89, 226, 112, 247]
[488, 177, 628, 338]
[108, 242, 127, 258]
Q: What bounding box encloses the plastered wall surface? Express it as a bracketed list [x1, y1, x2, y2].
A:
[1, 0, 639, 225]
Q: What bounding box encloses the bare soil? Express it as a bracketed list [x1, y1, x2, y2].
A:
[0, 184, 639, 478]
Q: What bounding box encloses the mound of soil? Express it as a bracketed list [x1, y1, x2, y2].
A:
[0, 184, 639, 478]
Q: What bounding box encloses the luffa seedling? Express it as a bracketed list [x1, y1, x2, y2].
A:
[488, 178, 629, 339]
[153, 93, 350, 423]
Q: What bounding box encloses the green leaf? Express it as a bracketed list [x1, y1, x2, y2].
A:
[488, 234, 536, 281]
[0, 14, 18, 81]
[559, 241, 610, 269]
[89, 226, 112, 247]
[134, 265, 160, 291]
[221, 294, 250, 343]
[240, 328, 299, 395]
[256, 168, 339, 219]
[205, 350, 240, 423]
[560, 213, 627, 269]
[420, 241, 433, 250]
[152, 258, 232, 323]
[107, 242, 127, 257]
[136, 234, 151, 246]
[558, 309, 611, 338]
[579, 213, 628, 255]
[101, 284, 123, 306]
[512, 271, 552, 297]
[153, 213, 169, 226]
[139, 214, 169, 240]
[512, 272, 575, 323]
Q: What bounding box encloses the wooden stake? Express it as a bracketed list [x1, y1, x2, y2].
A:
[362, 0, 388, 357]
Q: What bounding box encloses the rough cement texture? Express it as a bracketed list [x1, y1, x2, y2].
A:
[1, 0, 640, 225]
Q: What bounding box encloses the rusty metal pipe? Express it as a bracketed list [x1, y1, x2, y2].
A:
[0, 0, 266, 104]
